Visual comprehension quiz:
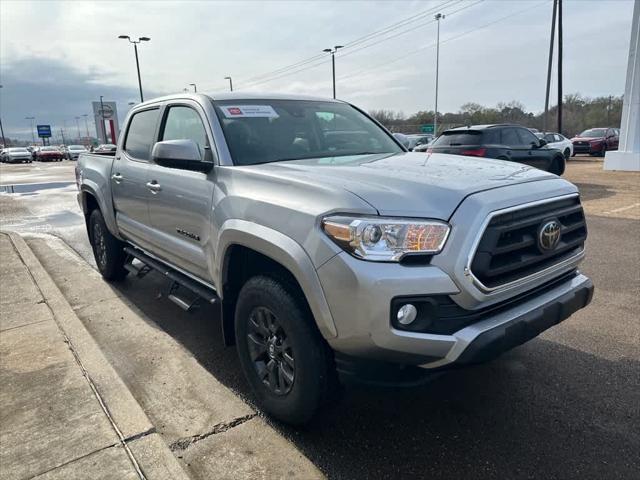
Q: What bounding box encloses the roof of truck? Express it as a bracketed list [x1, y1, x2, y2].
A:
[134, 92, 344, 106]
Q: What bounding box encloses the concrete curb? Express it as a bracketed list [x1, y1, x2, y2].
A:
[5, 231, 191, 480]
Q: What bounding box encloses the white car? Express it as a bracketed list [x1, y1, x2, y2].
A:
[1, 147, 33, 163]
[537, 132, 573, 160]
[65, 144, 89, 160]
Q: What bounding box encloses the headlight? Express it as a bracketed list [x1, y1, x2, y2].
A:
[322, 215, 450, 262]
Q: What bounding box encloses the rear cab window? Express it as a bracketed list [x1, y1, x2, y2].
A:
[124, 108, 161, 161]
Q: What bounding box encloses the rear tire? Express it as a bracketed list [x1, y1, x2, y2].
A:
[235, 275, 336, 425]
[88, 209, 128, 281]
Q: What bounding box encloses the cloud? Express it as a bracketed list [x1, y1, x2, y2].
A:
[1, 56, 152, 139]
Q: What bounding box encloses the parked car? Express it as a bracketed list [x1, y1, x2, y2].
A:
[406, 134, 434, 150]
[425, 124, 566, 175]
[571, 128, 619, 156]
[536, 132, 573, 159]
[36, 146, 64, 161]
[1, 147, 33, 163]
[77, 93, 592, 424]
[94, 143, 117, 154]
[65, 144, 89, 160]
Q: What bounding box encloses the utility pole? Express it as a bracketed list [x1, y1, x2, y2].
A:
[60, 128, 66, 146]
[25, 116, 36, 143]
[118, 35, 150, 102]
[225, 76, 233, 92]
[557, 0, 563, 134]
[607, 95, 612, 125]
[323, 46, 343, 99]
[434, 13, 445, 135]
[543, 0, 558, 134]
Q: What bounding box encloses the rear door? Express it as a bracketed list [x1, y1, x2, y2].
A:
[145, 101, 215, 281]
[515, 127, 550, 170]
[112, 107, 160, 249]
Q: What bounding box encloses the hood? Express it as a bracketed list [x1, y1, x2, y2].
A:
[250, 152, 557, 219]
[572, 136, 603, 142]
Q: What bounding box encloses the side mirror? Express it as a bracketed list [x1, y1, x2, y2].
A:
[537, 139, 547, 147]
[152, 139, 213, 172]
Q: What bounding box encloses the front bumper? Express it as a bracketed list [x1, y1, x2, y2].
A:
[573, 142, 602, 154]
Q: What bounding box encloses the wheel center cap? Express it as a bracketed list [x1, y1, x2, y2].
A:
[267, 340, 276, 359]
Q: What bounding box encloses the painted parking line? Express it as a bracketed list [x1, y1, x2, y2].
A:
[603, 202, 640, 215]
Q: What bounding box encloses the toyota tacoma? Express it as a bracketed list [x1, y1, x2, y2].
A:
[76, 93, 593, 424]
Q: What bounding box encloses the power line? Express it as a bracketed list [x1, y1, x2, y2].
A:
[238, 0, 471, 89]
[200, 0, 457, 90]
[338, 0, 549, 83]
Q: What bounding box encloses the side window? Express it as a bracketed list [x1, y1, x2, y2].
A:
[516, 128, 539, 147]
[483, 129, 500, 144]
[161, 106, 209, 157]
[544, 134, 555, 143]
[501, 128, 521, 147]
[124, 108, 160, 160]
[554, 134, 562, 142]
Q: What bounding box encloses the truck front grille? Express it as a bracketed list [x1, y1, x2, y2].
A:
[470, 196, 587, 289]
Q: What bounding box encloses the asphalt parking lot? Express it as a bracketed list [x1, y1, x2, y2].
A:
[1, 157, 639, 479]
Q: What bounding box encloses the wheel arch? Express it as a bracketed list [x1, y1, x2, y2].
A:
[78, 183, 121, 239]
[216, 220, 338, 346]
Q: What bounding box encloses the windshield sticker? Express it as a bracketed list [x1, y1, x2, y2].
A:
[221, 105, 279, 118]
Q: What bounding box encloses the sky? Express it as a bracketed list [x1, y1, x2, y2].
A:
[0, 0, 634, 140]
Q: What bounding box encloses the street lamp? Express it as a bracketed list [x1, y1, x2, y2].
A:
[189, 83, 197, 93]
[25, 116, 36, 144]
[118, 35, 151, 102]
[224, 76, 233, 92]
[433, 13, 445, 136]
[323, 45, 343, 99]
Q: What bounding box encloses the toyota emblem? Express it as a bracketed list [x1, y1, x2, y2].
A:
[538, 220, 561, 251]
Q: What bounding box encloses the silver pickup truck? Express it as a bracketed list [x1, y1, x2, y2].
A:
[76, 92, 593, 424]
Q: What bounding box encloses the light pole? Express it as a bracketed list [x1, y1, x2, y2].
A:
[25, 116, 36, 144]
[434, 13, 445, 136]
[224, 76, 233, 92]
[118, 35, 150, 102]
[82, 114, 90, 139]
[323, 45, 343, 99]
[189, 83, 197, 93]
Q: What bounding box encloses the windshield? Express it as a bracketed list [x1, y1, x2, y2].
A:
[6, 148, 29, 153]
[212, 99, 402, 166]
[432, 131, 483, 146]
[41, 147, 58, 151]
[69, 145, 85, 150]
[579, 128, 607, 138]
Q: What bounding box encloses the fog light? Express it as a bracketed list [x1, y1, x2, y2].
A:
[397, 304, 418, 325]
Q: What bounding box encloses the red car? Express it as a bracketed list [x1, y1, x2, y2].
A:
[571, 128, 619, 156]
[36, 146, 64, 161]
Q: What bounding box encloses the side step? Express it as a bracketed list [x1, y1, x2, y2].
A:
[123, 246, 219, 310]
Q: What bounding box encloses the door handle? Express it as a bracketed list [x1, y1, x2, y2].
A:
[111, 173, 123, 184]
[146, 181, 162, 193]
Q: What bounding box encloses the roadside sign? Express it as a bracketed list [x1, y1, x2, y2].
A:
[420, 124, 435, 133]
[37, 125, 52, 138]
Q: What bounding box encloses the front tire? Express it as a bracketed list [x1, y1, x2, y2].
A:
[235, 275, 336, 424]
[550, 155, 565, 175]
[563, 148, 570, 160]
[89, 209, 128, 281]
[600, 143, 607, 157]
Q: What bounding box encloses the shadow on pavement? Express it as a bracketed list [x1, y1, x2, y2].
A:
[113, 271, 639, 480]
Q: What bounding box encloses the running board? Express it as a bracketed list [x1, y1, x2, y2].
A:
[123, 246, 219, 307]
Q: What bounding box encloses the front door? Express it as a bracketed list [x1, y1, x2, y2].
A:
[146, 103, 215, 282]
[112, 107, 161, 251]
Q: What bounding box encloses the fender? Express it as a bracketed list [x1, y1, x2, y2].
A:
[216, 219, 338, 339]
[79, 181, 123, 240]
